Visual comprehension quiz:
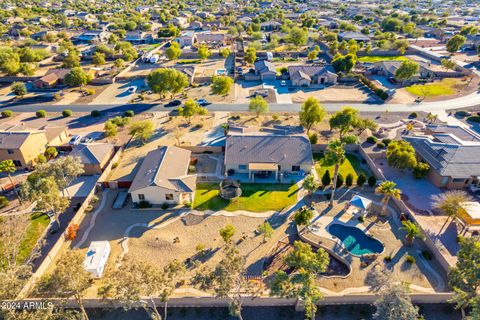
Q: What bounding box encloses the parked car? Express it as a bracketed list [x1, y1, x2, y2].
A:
[196, 98, 209, 106]
[166, 100, 182, 107]
[280, 80, 286, 86]
[69, 135, 82, 145]
[126, 86, 137, 94]
[81, 136, 94, 143]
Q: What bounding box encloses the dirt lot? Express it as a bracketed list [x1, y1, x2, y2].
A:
[291, 84, 382, 104]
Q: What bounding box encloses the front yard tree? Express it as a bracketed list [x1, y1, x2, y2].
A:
[219, 48, 231, 58]
[92, 52, 106, 66]
[198, 44, 211, 60]
[64, 67, 91, 91]
[386, 140, 417, 170]
[257, 221, 274, 242]
[449, 237, 480, 319]
[219, 224, 236, 243]
[244, 47, 256, 65]
[446, 34, 467, 54]
[287, 26, 309, 47]
[302, 175, 318, 198]
[299, 97, 326, 135]
[400, 221, 424, 246]
[166, 42, 182, 60]
[248, 95, 269, 116]
[394, 60, 419, 83]
[329, 107, 360, 138]
[211, 75, 233, 96]
[0, 160, 22, 203]
[431, 190, 472, 231]
[441, 58, 457, 71]
[11, 82, 27, 97]
[324, 140, 346, 207]
[129, 120, 154, 145]
[34, 156, 85, 197]
[62, 49, 81, 68]
[375, 180, 401, 215]
[332, 53, 356, 74]
[147, 68, 189, 99]
[178, 99, 207, 125]
[36, 250, 91, 320]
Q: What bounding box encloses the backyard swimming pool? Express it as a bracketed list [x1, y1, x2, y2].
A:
[328, 224, 384, 256]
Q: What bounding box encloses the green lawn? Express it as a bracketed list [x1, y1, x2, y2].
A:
[405, 78, 461, 97]
[314, 153, 369, 180]
[193, 183, 299, 212]
[16, 212, 50, 264]
[358, 55, 409, 63]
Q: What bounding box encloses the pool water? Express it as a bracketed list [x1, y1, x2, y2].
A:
[328, 224, 384, 256]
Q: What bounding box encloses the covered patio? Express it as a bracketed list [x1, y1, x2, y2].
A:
[247, 163, 279, 182]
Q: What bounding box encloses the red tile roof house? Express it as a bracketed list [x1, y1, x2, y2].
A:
[33, 68, 70, 89]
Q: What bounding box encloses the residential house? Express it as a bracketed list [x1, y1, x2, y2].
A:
[172, 17, 188, 28]
[260, 21, 282, 32]
[72, 30, 110, 44]
[70, 143, 115, 175]
[403, 125, 480, 189]
[224, 131, 314, 182]
[175, 31, 195, 47]
[373, 61, 435, 84]
[288, 65, 338, 86]
[124, 31, 155, 44]
[254, 60, 277, 81]
[193, 32, 227, 47]
[128, 146, 196, 205]
[0, 131, 48, 169]
[33, 69, 70, 89]
[338, 31, 371, 43]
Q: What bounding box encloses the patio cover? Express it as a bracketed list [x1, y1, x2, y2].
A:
[349, 195, 372, 210]
[459, 202, 480, 225]
[248, 163, 278, 171]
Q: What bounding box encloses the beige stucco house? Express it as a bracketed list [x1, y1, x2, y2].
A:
[288, 65, 338, 87]
[128, 146, 196, 206]
[70, 143, 115, 175]
[0, 131, 48, 169]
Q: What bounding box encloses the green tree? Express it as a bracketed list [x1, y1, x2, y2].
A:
[287, 26, 308, 47]
[386, 140, 417, 170]
[211, 75, 233, 96]
[178, 98, 207, 125]
[357, 173, 366, 187]
[324, 140, 346, 206]
[11, 82, 27, 97]
[375, 180, 401, 214]
[104, 120, 118, 137]
[345, 173, 354, 187]
[0, 160, 21, 203]
[299, 97, 326, 135]
[394, 60, 419, 82]
[441, 58, 457, 71]
[332, 53, 357, 74]
[166, 42, 182, 60]
[147, 68, 189, 98]
[245, 47, 256, 64]
[92, 52, 106, 66]
[248, 95, 269, 116]
[321, 170, 331, 187]
[129, 120, 154, 144]
[302, 175, 318, 198]
[257, 221, 274, 242]
[62, 50, 81, 68]
[64, 67, 91, 90]
[45, 147, 58, 160]
[431, 190, 472, 232]
[197, 44, 211, 60]
[293, 207, 314, 229]
[0, 48, 21, 75]
[219, 224, 236, 243]
[400, 221, 424, 246]
[329, 107, 360, 138]
[219, 48, 231, 58]
[413, 162, 430, 179]
[446, 34, 467, 54]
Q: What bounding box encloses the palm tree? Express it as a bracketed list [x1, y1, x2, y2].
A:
[375, 180, 401, 215]
[0, 159, 22, 204]
[324, 140, 346, 207]
[302, 175, 318, 199]
[431, 190, 472, 232]
[400, 221, 425, 246]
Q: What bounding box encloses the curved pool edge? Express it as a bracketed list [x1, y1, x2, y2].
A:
[327, 223, 385, 258]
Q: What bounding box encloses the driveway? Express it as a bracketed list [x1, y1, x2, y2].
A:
[263, 81, 293, 104]
[89, 79, 147, 105]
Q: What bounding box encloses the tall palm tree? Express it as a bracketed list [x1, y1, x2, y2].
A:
[375, 180, 401, 215]
[0, 159, 22, 204]
[324, 139, 346, 207]
[400, 221, 425, 246]
[431, 190, 472, 232]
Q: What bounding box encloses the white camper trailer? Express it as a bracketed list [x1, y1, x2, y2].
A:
[83, 241, 110, 278]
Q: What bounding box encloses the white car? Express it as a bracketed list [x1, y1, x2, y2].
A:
[69, 135, 82, 145]
[126, 86, 137, 94]
[280, 80, 286, 86]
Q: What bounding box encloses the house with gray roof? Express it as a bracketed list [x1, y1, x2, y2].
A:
[128, 146, 196, 205]
[403, 125, 480, 189]
[254, 60, 276, 81]
[288, 65, 337, 86]
[338, 31, 371, 43]
[224, 132, 313, 182]
[373, 60, 435, 84]
[70, 143, 115, 175]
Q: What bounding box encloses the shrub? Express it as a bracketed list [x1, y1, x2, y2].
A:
[366, 136, 377, 144]
[309, 133, 318, 144]
[85, 88, 95, 95]
[161, 203, 169, 210]
[189, 165, 196, 173]
[112, 162, 119, 169]
[467, 116, 480, 123]
[1, 110, 13, 118]
[36, 110, 47, 118]
[405, 255, 416, 264]
[0, 196, 9, 208]
[184, 201, 193, 208]
[66, 224, 79, 240]
[384, 255, 392, 262]
[345, 173, 354, 187]
[85, 205, 94, 212]
[138, 200, 151, 208]
[91, 110, 101, 117]
[322, 170, 331, 187]
[45, 147, 58, 159]
[376, 142, 386, 149]
[421, 250, 432, 260]
[36, 154, 47, 164]
[455, 110, 469, 118]
[358, 216, 364, 223]
[341, 135, 358, 144]
[357, 173, 366, 186]
[382, 138, 392, 146]
[413, 162, 430, 179]
[62, 109, 73, 117]
[124, 110, 135, 117]
[408, 112, 418, 119]
[336, 173, 344, 188]
[368, 175, 377, 187]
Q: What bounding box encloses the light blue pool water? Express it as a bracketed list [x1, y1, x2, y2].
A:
[328, 224, 384, 256]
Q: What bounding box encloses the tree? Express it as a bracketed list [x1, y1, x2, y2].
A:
[394, 60, 419, 82]
[293, 207, 314, 230]
[413, 162, 430, 179]
[248, 95, 268, 116]
[257, 221, 273, 242]
[299, 97, 326, 135]
[197, 44, 211, 60]
[321, 170, 331, 187]
[147, 68, 189, 99]
[307, 49, 319, 60]
[441, 58, 457, 71]
[449, 237, 480, 319]
[431, 190, 472, 232]
[345, 173, 354, 187]
[373, 283, 419, 320]
[386, 140, 417, 170]
[220, 224, 236, 243]
[104, 120, 118, 137]
[115, 41, 138, 61]
[178, 99, 207, 125]
[166, 42, 182, 60]
[446, 34, 466, 54]
[287, 27, 308, 47]
[0, 47, 21, 75]
[0, 160, 22, 204]
[62, 50, 81, 68]
[219, 48, 231, 58]
[11, 82, 27, 97]
[114, 58, 124, 68]
[35, 250, 91, 319]
[400, 221, 424, 246]
[64, 67, 91, 90]
[329, 107, 360, 138]
[357, 173, 366, 187]
[45, 147, 58, 160]
[324, 140, 346, 206]
[129, 120, 154, 144]
[92, 52, 106, 66]
[375, 180, 401, 214]
[332, 53, 357, 74]
[211, 75, 233, 96]
[244, 47, 256, 64]
[302, 175, 318, 198]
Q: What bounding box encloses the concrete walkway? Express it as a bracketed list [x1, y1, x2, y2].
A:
[74, 190, 109, 249]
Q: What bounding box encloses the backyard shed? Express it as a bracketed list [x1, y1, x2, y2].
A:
[83, 241, 111, 278]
